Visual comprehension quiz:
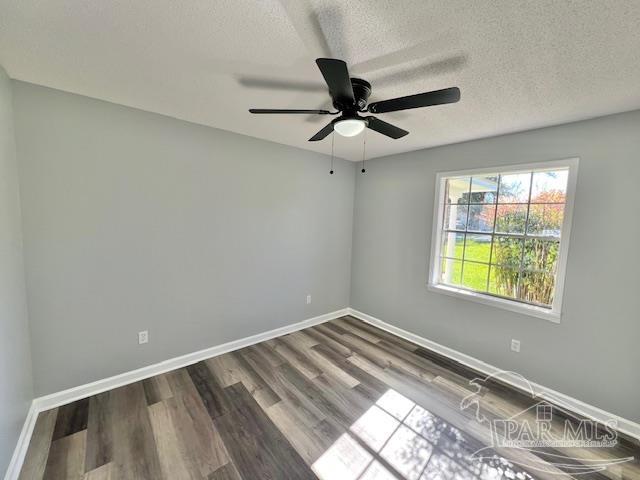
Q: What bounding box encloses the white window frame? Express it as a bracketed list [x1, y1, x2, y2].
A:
[427, 158, 579, 323]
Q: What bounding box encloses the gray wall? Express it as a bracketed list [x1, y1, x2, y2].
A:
[0, 69, 33, 474]
[351, 110, 640, 422]
[13, 81, 355, 396]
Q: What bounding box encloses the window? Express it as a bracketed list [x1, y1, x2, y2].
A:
[428, 159, 578, 321]
[536, 404, 553, 422]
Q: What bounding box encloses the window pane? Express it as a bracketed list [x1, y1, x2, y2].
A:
[519, 271, 555, 306]
[527, 204, 565, 238]
[440, 258, 462, 286]
[495, 204, 528, 234]
[531, 170, 568, 203]
[443, 204, 468, 231]
[470, 175, 498, 203]
[445, 177, 470, 204]
[462, 262, 489, 292]
[441, 232, 464, 260]
[464, 234, 492, 263]
[467, 204, 495, 232]
[498, 172, 531, 203]
[488, 266, 519, 298]
[491, 236, 524, 267]
[523, 239, 559, 272]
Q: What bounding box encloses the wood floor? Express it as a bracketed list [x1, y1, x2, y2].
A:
[19, 316, 639, 479]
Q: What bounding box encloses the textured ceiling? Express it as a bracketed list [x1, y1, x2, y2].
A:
[1, 0, 640, 161]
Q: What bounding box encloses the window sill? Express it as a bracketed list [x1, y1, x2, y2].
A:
[427, 283, 561, 323]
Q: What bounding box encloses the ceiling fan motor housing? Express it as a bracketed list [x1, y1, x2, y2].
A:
[334, 78, 371, 112]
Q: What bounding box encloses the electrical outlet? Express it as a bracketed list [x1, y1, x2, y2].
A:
[138, 330, 149, 345]
[306, 294, 312, 305]
[511, 339, 521, 352]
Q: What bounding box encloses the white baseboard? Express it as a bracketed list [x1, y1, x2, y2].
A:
[4, 308, 348, 480]
[3, 401, 38, 480]
[347, 308, 640, 442]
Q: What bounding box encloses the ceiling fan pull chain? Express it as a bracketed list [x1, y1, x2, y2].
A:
[361, 129, 367, 173]
[329, 132, 335, 175]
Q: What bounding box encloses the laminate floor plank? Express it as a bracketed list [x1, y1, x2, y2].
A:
[311, 373, 373, 425]
[229, 350, 281, 408]
[239, 345, 327, 428]
[19, 315, 640, 480]
[142, 374, 173, 406]
[278, 362, 353, 429]
[322, 321, 436, 383]
[311, 342, 389, 395]
[148, 400, 199, 479]
[18, 408, 58, 480]
[305, 326, 354, 357]
[84, 392, 112, 472]
[164, 367, 200, 400]
[430, 374, 477, 404]
[284, 330, 319, 349]
[266, 401, 342, 465]
[312, 324, 358, 356]
[377, 338, 472, 387]
[247, 342, 287, 367]
[281, 331, 365, 391]
[331, 317, 385, 344]
[51, 398, 90, 441]
[341, 315, 421, 352]
[343, 332, 438, 382]
[166, 391, 230, 476]
[83, 462, 113, 480]
[43, 430, 87, 480]
[186, 361, 235, 420]
[214, 382, 316, 480]
[108, 382, 163, 480]
[304, 344, 361, 388]
[206, 353, 244, 388]
[413, 346, 487, 382]
[348, 353, 481, 436]
[267, 338, 323, 380]
[208, 462, 243, 480]
[314, 323, 388, 368]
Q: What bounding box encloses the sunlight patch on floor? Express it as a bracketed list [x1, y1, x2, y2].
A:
[312, 433, 372, 479]
[313, 389, 442, 480]
[311, 388, 537, 480]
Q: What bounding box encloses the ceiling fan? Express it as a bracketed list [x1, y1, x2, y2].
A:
[249, 58, 460, 141]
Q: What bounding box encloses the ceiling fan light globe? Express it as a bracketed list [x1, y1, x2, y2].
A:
[334, 119, 366, 137]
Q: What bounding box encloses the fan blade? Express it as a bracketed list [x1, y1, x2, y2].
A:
[316, 58, 355, 107]
[308, 122, 334, 141]
[368, 87, 460, 113]
[249, 109, 331, 114]
[239, 77, 325, 92]
[366, 116, 409, 139]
